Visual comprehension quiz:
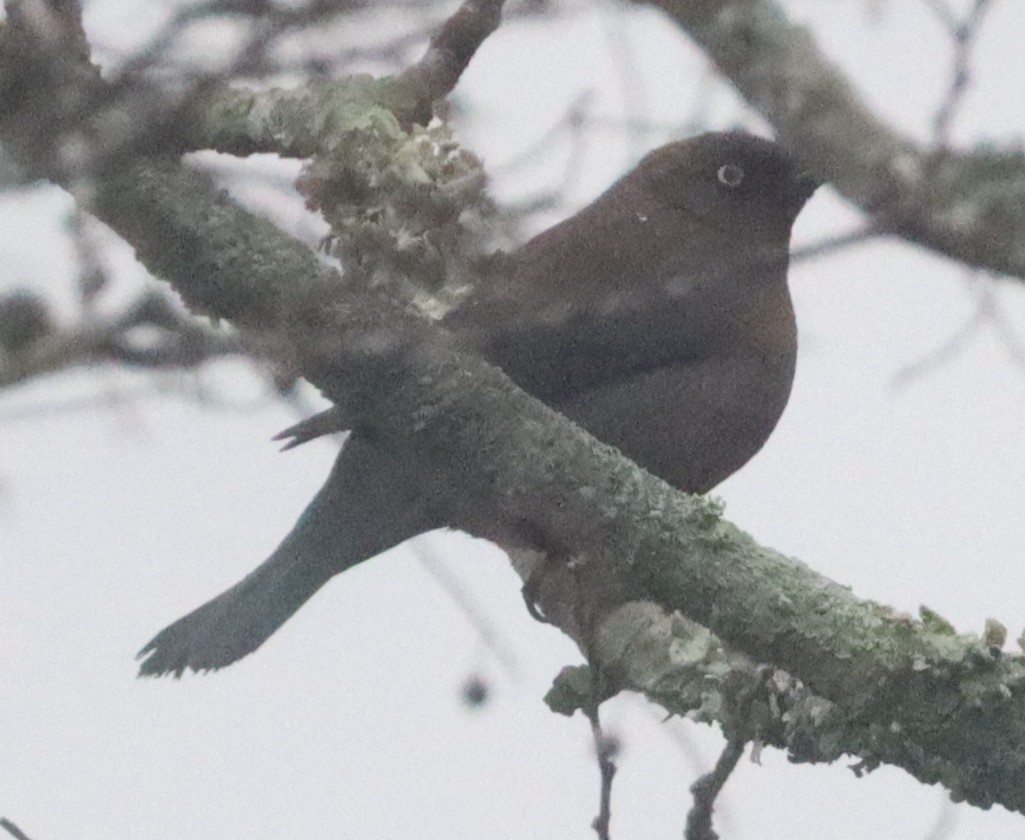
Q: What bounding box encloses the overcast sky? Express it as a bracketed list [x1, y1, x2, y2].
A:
[4, 1, 1025, 838]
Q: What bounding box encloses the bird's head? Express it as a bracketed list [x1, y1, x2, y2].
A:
[632, 131, 819, 241]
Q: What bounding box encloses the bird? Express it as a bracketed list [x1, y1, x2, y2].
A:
[137, 130, 818, 677]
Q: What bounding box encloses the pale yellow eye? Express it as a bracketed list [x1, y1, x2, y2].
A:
[716, 164, 745, 188]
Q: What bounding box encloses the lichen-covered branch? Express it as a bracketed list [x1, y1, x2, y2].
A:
[66, 151, 1025, 814]
[645, 0, 1025, 280]
[5, 0, 1025, 816]
[192, 0, 505, 157]
[191, 75, 424, 158]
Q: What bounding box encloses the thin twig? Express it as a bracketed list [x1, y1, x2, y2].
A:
[488, 92, 595, 178]
[69, 207, 109, 307]
[890, 271, 991, 388]
[684, 740, 745, 840]
[399, 0, 506, 105]
[989, 305, 1025, 369]
[920, 0, 959, 33]
[0, 291, 245, 392]
[923, 793, 959, 840]
[415, 540, 522, 678]
[789, 225, 881, 263]
[584, 675, 618, 840]
[930, 0, 996, 149]
[684, 665, 772, 839]
[0, 818, 35, 840]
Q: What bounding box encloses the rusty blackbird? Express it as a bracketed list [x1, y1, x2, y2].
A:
[138, 131, 818, 676]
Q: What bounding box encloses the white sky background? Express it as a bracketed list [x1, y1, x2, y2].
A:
[4, 1, 1025, 838]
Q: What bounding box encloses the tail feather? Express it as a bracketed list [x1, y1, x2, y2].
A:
[137, 436, 438, 677]
[136, 554, 336, 677]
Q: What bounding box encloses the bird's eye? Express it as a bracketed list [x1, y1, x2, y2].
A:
[716, 164, 745, 188]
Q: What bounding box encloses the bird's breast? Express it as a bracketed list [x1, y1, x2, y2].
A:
[553, 345, 796, 495]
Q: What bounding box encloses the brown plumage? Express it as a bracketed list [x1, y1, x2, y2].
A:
[138, 131, 817, 677]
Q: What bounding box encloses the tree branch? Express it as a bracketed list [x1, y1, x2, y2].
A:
[0, 289, 244, 390]
[5, 0, 1025, 816]
[643, 0, 1025, 280]
[173, 0, 505, 158]
[58, 151, 1025, 815]
[398, 0, 505, 105]
[0, 818, 34, 840]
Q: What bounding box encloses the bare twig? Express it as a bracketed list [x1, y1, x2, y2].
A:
[584, 674, 618, 840]
[923, 793, 959, 840]
[108, 0, 368, 79]
[0, 290, 245, 392]
[415, 540, 522, 678]
[890, 273, 991, 388]
[68, 207, 110, 307]
[929, 0, 996, 149]
[0, 365, 292, 426]
[886, 268, 1025, 387]
[0, 817, 35, 840]
[684, 666, 771, 840]
[399, 0, 506, 105]
[986, 292, 1025, 370]
[920, 0, 959, 32]
[488, 92, 596, 178]
[789, 224, 881, 263]
[684, 740, 744, 840]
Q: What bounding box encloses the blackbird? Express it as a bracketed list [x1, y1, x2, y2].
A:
[138, 130, 818, 677]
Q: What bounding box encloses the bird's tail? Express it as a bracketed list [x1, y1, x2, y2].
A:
[136, 543, 338, 677]
[137, 436, 437, 677]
